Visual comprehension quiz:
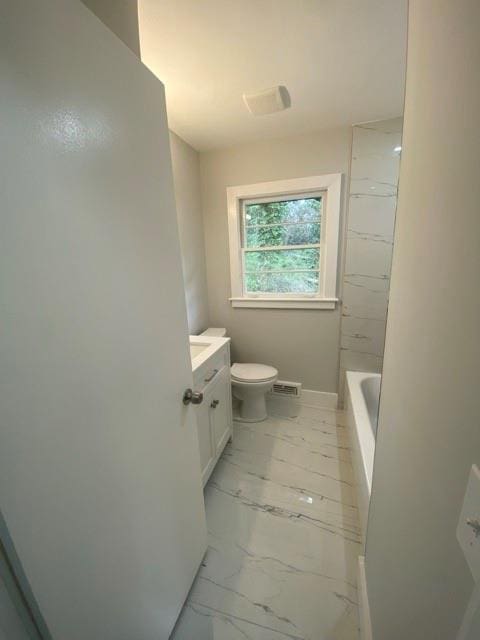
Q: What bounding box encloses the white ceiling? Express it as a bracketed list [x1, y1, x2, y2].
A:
[138, 0, 407, 151]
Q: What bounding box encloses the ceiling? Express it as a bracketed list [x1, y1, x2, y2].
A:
[138, 0, 407, 151]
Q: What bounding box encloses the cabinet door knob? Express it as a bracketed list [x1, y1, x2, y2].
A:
[210, 399, 219, 408]
[183, 388, 204, 405]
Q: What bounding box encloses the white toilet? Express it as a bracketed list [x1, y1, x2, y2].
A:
[201, 328, 278, 423]
[231, 363, 278, 422]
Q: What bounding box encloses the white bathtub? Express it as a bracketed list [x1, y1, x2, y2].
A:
[345, 371, 381, 547]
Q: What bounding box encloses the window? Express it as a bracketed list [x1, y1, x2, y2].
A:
[242, 195, 323, 295]
[227, 174, 342, 309]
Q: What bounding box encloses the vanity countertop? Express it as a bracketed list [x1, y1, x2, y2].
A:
[189, 335, 230, 373]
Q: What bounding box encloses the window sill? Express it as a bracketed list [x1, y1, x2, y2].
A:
[229, 297, 338, 310]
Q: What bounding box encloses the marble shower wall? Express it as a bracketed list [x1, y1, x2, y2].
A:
[338, 118, 403, 401]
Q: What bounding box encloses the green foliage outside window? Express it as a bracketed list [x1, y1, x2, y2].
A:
[243, 197, 322, 293]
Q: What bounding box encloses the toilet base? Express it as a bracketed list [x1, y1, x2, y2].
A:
[235, 392, 269, 423]
[235, 412, 268, 424]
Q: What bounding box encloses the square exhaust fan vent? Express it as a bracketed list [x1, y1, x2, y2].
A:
[243, 86, 291, 116]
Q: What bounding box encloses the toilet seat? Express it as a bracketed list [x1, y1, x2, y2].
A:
[231, 363, 278, 383]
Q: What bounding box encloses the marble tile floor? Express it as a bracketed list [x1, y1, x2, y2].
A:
[171, 404, 362, 640]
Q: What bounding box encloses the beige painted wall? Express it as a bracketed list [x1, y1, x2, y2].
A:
[200, 128, 351, 391]
[365, 1, 480, 639]
[80, 1, 351, 391]
[79, 3, 209, 334]
[169, 132, 209, 334]
[81, 0, 140, 56]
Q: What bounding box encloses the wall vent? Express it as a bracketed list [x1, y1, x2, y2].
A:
[270, 381, 302, 397]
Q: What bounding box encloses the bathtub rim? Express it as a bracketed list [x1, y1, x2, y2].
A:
[345, 370, 381, 497]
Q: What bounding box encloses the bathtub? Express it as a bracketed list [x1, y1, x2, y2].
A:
[345, 371, 381, 547]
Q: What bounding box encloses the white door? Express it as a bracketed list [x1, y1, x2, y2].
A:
[0, 1, 207, 639]
[0, 579, 31, 640]
[0, 544, 41, 640]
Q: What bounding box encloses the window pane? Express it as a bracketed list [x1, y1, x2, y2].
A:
[244, 248, 319, 272]
[245, 222, 320, 247]
[245, 198, 321, 226]
[245, 271, 319, 294]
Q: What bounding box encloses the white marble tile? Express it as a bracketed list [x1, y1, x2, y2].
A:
[292, 404, 348, 428]
[349, 178, 397, 198]
[342, 276, 390, 309]
[351, 120, 403, 158]
[173, 602, 307, 640]
[339, 118, 402, 400]
[351, 155, 401, 185]
[339, 350, 383, 375]
[346, 196, 397, 239]
[344, 237, 394, 279]
[171, 408, 362, 640]
[340, 315, 387, 358]
[342, 301, 388, 322]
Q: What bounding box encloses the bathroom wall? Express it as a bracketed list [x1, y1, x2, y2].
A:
[338, 118, 402, 399]
[365, 1, 480, 639]
[169, 132, 209, 334]
[78, 4, 210, 335]
[80, 0, 140, 56]
[200, 127, 351, 392]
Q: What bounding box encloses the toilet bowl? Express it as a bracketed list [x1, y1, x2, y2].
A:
[231, 363, 278, 422]
[199, 329, 278, 423]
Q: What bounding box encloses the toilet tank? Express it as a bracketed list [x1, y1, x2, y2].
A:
[201, 328, 227, 337]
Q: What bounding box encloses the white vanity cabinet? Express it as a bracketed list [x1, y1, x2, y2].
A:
[190, 337, 233, 486]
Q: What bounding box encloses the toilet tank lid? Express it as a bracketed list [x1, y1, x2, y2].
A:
[201, 327, 227, 337]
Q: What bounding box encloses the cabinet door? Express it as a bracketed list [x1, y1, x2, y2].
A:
[209, 367, 233, 456]
[195, 389, 215, 485]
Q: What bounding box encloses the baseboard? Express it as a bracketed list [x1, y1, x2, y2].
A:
[300, 389, 338, 409]
[266, 389, 338, 418]
[357, 556, 373, 640]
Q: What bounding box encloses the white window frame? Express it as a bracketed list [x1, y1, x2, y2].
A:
[227, 174, 342, 309]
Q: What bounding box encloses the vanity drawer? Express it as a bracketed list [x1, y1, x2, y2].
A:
[193, 344, 230, 390]
[197, 363, 228, 394]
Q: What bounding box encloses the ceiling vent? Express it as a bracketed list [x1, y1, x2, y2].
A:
[243, 86, 291, 116]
